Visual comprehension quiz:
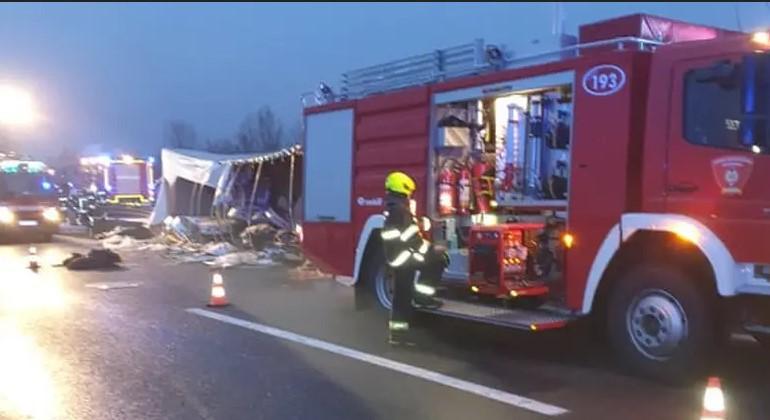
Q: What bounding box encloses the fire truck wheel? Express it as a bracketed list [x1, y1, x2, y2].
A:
[608, 264, 714, 383]
[362, 252, 394, 310]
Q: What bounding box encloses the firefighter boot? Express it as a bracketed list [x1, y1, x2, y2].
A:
[412, 289, 442, 310]
[388, 321, 416, 346]
[413, 277, 442, 309]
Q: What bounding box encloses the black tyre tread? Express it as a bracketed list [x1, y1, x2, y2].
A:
[607, 264, 714, 384]
[359, 243, 391, 311]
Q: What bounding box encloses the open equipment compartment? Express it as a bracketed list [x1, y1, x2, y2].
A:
[430, 80, 574, 307]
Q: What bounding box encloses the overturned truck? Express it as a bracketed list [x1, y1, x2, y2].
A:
[149, 146, 303, 245]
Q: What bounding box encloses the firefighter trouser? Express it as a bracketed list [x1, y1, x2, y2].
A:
[415, 247, 447, 295]
[390, 267, 417, 330]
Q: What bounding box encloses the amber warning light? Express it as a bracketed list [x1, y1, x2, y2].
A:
[752, 31, 770, 45]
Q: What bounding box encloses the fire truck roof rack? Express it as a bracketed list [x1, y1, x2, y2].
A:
[302, 36, 663, 107]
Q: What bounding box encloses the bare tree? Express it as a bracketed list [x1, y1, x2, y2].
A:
[287, 120, 303, 146]
[206, 137, 238, 154]
[164, 120, 198, 149]
[237, 106, 284, 152]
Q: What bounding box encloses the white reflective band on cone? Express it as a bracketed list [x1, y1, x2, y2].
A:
[212, 273, 224, 285]
[400, 224, 420, 241]
[212, 286, 226, 298]
[415, 283, 436, 296]
[701, 377, 726, 420]
[389, 250, 411, 267]
[703, 387, 725, 414]
[380, 229, 401, 240]
[389, 321, 409, 330]
[418, 240, 429, 254]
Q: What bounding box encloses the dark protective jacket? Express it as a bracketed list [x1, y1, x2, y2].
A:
[380, 192, 429, 268]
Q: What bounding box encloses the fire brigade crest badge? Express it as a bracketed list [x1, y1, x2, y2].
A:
[711, 156, 753, 196]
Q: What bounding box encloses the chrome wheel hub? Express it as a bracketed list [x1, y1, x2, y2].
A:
[626, 289, 688, 361]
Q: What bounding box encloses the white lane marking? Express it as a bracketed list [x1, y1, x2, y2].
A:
[186, 308, 569, 416]
[85, 281, 141, 290]
[731, 333, 759, 344]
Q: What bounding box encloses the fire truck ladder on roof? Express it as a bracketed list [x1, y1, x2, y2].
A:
[342, 39, 488, 99]
[301, 36, 663, 106]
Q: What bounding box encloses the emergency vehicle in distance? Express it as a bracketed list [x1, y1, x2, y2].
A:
[0, 156, 61, 241]
[300, 14, 770, 382]
[78, 154, 155, 205]
[61, 154, 156, 232]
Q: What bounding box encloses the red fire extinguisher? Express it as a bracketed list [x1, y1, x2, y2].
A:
[457, 166, 472, 216]
[502, 162, 515, 193]
[437, 167, 457, 216]
[472, 160, 494, 214]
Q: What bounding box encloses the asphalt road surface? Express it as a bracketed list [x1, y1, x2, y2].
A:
[0, 236, 766, 420]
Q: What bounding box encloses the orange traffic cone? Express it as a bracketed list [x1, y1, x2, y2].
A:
[701, 376, 726, 420]
[207, 272, 230, 307]
[28, 246, 40, 271]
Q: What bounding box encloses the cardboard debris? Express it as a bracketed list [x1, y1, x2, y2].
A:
[110, 212, 317, 270]
[139, 243, 170, 252]
[203, 242, 238, 256]
[102, 235, 140, 250]
[95, 225, 154, 240]
[204, 251, 276, 268]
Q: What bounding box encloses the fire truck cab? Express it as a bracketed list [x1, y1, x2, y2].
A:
[0, 158, 61, 241]
[301, 14, 770, 381]
[79, 154, 155, 205]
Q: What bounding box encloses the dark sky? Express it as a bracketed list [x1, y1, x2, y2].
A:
[0, 2, 766, 159]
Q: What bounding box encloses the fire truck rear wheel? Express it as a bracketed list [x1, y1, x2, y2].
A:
[608, 264, 714, 383]
[362, 252, 394, 311]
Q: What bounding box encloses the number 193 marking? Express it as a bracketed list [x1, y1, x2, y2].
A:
[582, 65, 626, 96]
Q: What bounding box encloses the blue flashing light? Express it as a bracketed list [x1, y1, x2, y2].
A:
[42, 181, 52, 190]
[0, 160, 47, 174]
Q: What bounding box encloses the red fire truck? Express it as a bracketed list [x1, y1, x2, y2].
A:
[300, 14, 770, 381]
[0, 158, 61, 241]
[78, 154, 155, 204]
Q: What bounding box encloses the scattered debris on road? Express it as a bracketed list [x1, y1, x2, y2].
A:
[75, 204, 320, 274]
[62, 249, 123, 270]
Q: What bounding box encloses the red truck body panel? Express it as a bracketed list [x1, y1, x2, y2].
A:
[302, 14, 767, 313]
[304, 49, 650, 309]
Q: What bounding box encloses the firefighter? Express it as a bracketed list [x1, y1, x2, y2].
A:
[381, 171, 447, 345]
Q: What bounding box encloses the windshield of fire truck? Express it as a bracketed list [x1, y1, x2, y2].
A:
[0, 172, 56, 198]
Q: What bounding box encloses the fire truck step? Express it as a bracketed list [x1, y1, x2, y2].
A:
[421, 297, 575, 331]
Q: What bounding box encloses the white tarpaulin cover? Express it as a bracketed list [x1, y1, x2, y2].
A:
[160, 149, 259, 188]
[149, 146, 302, 226]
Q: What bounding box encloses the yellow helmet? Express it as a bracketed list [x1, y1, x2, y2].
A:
[385, 171, 416, 196]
